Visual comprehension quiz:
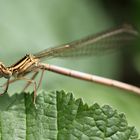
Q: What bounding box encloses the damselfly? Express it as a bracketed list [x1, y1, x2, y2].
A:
[0, 24, 139, 104]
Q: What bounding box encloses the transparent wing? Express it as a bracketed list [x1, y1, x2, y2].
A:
[34, 24, 138, 59]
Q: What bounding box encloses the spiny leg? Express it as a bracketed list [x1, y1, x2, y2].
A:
[1, 68, 45, 105]
[5, 76, 38, 109]
[1, 69, 36, 87]
[0, 78, 10, 95]
[37, 69, 45, 90]
[22, 69, 45, 92]
[22, 71, 39, 92]
[14, 77, 37, 105]
[2, 74, 38, 105]
[2, 70, 39, 92]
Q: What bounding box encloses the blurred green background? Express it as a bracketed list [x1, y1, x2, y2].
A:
[0, 0, 140, 133]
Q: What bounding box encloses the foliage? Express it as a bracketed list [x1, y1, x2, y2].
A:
[0, 90, 139, 140]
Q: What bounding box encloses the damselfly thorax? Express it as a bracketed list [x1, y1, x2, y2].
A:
[8, 54, 39, 77]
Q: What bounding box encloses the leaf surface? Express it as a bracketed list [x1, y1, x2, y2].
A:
[0, 90, 139, 140]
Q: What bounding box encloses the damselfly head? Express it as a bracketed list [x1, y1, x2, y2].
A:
[0, 62, 12, 78]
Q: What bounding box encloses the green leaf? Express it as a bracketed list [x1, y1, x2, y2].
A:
[0, 90, 139, 140]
